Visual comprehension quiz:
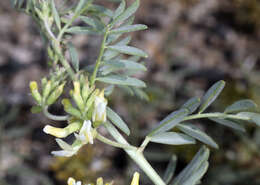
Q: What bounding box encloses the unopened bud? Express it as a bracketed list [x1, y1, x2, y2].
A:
[30, 81, 42, 104]
[72, 81, 85, 112]
[46, 82, 65, 105]
[96, 178, 103, 185]
[62, 99, 82, 118]
[43, 80, 52, 99]
[131, 172, 140, 185]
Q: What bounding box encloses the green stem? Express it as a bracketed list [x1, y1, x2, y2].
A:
[90, 28, 109, 86]
[96, 132, 137, 150]
[139, 136, 150, 152]
[183, 112, 251, 121]
[104, 122, 166, 185]
[43, 106, 69, 121]
[57, 1, 92, 40]
[52, 41, 76, 80]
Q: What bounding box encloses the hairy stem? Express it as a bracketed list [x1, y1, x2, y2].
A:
[52, 41, 76, 80]
[90, 28, 109, 86]
[57, 1, 92, 40]
[104, 122, 166, 185]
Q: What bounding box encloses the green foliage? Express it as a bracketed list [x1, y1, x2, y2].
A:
[12, 0, 260, 185]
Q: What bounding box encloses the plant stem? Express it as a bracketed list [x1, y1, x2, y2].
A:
[104, 122, 166, 185]
[57, 1, 92, 41]
[139, 136, 150, 152]
[90, 28, 109, 86]
[52, 41, 76, 80]
[183, 112, 251, 121]
[96, 132, 137, 150]
[43, 106, 69, 121]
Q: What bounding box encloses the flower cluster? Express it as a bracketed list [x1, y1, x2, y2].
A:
[30, 68, 66, 112]
[67, 172, 140, 185]
[40, 76, 108, 157]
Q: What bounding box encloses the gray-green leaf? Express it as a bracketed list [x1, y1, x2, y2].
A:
[103, 36, 132, 60]
[51, 0, 61, 30]
[100, 60, 146, 75]
[66, 26, 99, 35]
[107, 45, 148, 58]
[199, 80, 225, 113]
[107, 107, 130, 135]
[171, 146, 210, 185]
[90, 4, 114, 17]
[150, 132, 196, 145]
[113, 0, 125, 19]
[97, 75, 146, 87]
[80, 16, 104, 31]
[177, 124, 219, 149]
[181, 97, 201, 114]
[68, 42, 79, 72]
[148, 109, 189, 136]
[210, 118, 245, 132]
[132, 87, 149, 101]
[109, 24, 147, 34]
[237, 112, 260, 126]
[224, 99, 257, 113]
[163, 155, 177, 184]
[110, 0, 139, 26]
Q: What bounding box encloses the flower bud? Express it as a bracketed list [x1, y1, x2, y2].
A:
[92, 89, 107, 123]
[72, 81, 85, 112]
[131, 172, 140, 185]
[85, 89, 99, 113]
[46, 82, 65, 105]
[62, 99, 82, 118]
[41, 77, 47, 89]
[82, 79, 90, 102]
[30, 81, 42, 105]
[96, 178, 103, 185]
[43, 80, 52, 99]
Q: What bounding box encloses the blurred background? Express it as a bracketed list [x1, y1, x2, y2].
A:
[1, 0, 260, 184]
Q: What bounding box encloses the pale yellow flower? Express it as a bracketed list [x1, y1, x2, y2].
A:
[68, 177, 82, 185]
[130, 172, 140, 185]
[92, 90, 107, 123]
[74, 120, 94, 144]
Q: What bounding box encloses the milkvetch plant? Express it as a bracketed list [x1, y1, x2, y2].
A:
[11, 0, 260, 184]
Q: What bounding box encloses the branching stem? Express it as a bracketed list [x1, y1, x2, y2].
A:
[96, 132, 137, 150]
[43, 106, 69, 121]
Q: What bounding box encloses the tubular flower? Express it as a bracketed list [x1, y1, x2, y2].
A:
[74, 120, 95, 144]
[130, 172, 140, 185]
[43, 125, 68, 138]
[92, 89, 108, 123]
[51, 139, 81, 157]
[68, 177, 82, 185]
